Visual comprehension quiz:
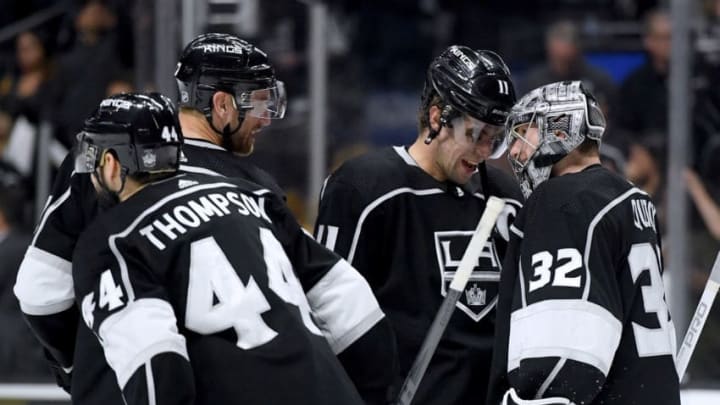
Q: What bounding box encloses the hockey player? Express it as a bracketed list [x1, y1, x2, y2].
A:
[314, 45, 523, 405]
[15, 34, 395, 404]
[174, 33, 286, 199]
[70, 92, 388, 405]
[486, 81, 680, 405]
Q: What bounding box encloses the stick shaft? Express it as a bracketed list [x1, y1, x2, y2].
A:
[676, 251, 720, 380]
[395, 197, 506, 405]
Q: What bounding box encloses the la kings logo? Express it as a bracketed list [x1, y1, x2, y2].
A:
[434, 230, 501, 322]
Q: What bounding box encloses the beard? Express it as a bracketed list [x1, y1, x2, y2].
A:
[96, 188, 120, 210]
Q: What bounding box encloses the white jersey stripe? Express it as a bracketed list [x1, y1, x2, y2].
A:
[319, 175, 331, 201]
[536, 357, 567, 399]
[582, 187, 645, 300]
[179, 164, 224, 177]
[348, 187, 445, 263]
[31, 186, 72, 247]
[146, 360, 156, 405]
[306, 259, 385, 353]
[393, 146, 418, 167]
[510, 224, 524, 238]
[508, 299, 622, 376]
[99, 298, 188, 388]
[184, 138, 226, 151]
[15, 246, 74, 315]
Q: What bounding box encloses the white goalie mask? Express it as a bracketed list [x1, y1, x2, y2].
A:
[504, 81, 606, 198]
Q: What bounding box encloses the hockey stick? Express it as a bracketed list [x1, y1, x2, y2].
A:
[395, 196, 506, 405]
[676, 250, 720, 380]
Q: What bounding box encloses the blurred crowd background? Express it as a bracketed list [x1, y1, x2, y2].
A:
[1, 0, 720, 400]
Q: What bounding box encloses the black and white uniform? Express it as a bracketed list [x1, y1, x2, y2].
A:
[179, 138, 286, 200]
[487, 164, 680, 405]
[315, 146, 523, 405]
[72, 173, 382, 405]
[13, 140, 319, 404]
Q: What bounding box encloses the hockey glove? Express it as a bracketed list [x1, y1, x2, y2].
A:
[501, 388, 575, 405]
[44, 348, 72, 394]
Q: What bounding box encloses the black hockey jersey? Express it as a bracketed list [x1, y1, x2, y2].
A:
[487, 164, 680, 405]
[180, 138, 286, 200]
[315, 146, 523, 405]
[13, 140, 288, 404]
[73, 173, 381, 405]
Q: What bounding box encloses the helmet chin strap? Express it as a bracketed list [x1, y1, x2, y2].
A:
[424, 105, 453, 145]
[205, 104, 245, 150]
[92, 166, 128, 209]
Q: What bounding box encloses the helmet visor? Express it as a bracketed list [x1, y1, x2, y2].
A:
[449, 115, 506, 158]
[235, 81, 287, 119]
[74, 136, 100, 174]
[73, 132, 129, 174]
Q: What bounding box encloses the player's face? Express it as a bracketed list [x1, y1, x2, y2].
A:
[229, 110, 271, 156]
[508, 122, 540, 167]
[437, 115, 502, 184]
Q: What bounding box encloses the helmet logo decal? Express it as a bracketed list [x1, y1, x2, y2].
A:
[201, 44, 244, 54]
[180, 91, 189, 103]
[100, 98, 133, 110]
[450, 47, 476, 71]
[142, 150, 157, 169]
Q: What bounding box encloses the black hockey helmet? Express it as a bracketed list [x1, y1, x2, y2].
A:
[421, 46, 516, 127]
[75, 92, 183, 176]
[175, 33, 286, 121]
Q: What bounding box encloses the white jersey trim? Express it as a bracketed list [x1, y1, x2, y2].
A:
[347, 187, 445, 263]
[146, 360, 157, 405]
[582, 187, 644, 300]
[179, 164, 224, 177]
[15, 246, 74, 315]
[508, 299, 622, 376]
[98, 298, 188, 389]
[31, 185, 72, 247]
[393, 146, 418, 167]
[537, 357, 567, 398]
[184, 138, 226, 151]
[319, 175, 331, 201]
[109, 182, 239, 301]
[306, 259, 385, 353]
[510, 224, 524, 239]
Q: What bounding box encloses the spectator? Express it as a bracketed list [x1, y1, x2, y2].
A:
[105, 71, 134, 97]
[624, 131, 666, 209]
[0, 30, 53, 124]
[522, 20, 617, 111]
[0, 110, 12, 154]
[47, 0, 126, 147]
[685, 167, 720, 241]
[615, 8, 670, 136]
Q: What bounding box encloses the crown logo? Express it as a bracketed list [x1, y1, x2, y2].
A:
[465, 284, 486, 306]
[142, 150, 157, 168]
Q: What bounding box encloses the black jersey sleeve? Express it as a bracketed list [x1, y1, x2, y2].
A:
[15, 153, 96, 315]
[314, 175, 366, 259]
[73, 229, 194, 405]
[313, 173, 387, 285]
[506, 193, 622, 404]
[267, 191, 398, 403]
[14, 153, 97, 372]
